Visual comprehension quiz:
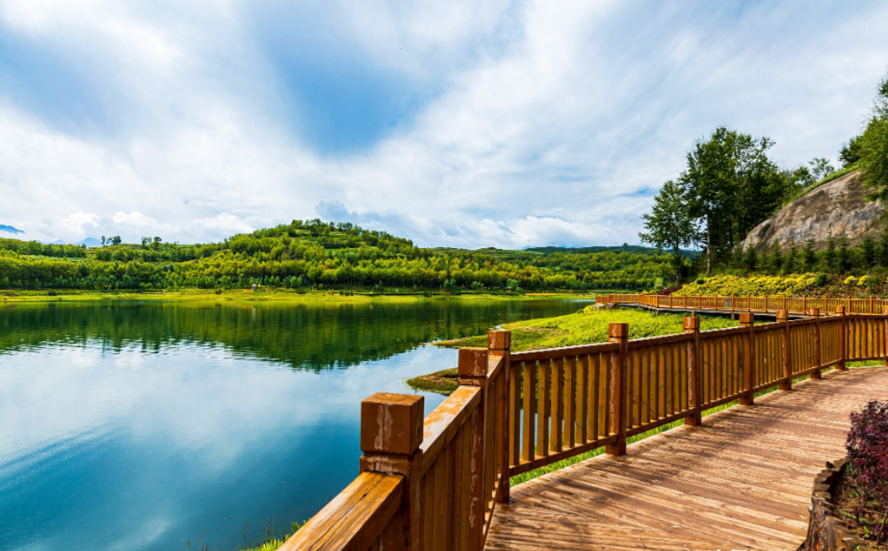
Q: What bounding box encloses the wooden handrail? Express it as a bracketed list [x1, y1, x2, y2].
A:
[290, 301, 888, 551]
[279, 472, 404, 551]
[599, 293, 888, 316]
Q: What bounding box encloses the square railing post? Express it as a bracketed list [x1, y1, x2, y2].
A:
[809, 308, 822, 380]
[836, 306, 847, 371]
[683, 316, 702, 426]
[360, 392, 425, 550]
[488, 330, 512, 503]
[740, 313, 755, 405]
[777, 310, 792, 391]
[458, 347, 489, 550]
[606, 323, 628, 456]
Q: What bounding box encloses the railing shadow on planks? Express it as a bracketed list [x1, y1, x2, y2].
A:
[281, 304, 888, 551]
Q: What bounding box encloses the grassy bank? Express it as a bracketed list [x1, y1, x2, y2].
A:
[0, 288, 598, 304]
[409, 305, 738, 395]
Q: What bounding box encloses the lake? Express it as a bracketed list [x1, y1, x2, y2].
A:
[0, 298, 590, 551]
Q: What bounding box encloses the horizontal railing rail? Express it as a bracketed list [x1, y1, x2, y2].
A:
[601, 293, 888, 316]
[286, 301, 888, 551]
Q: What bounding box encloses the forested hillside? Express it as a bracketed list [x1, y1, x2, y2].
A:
[0, 220, 678, 292]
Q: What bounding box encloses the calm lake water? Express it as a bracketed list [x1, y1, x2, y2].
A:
[0, 298, 590, 551]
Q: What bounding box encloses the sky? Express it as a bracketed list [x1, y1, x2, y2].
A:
[1, 0, 887, 249]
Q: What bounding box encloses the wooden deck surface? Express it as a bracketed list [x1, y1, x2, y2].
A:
[487, 367, 888, 551]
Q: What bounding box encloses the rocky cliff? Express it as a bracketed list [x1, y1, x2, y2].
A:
[741, 170, 884, 251]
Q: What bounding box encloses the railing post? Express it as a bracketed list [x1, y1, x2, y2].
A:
[606, 323, 628, 456]
[884, 306, 888, 367]
[777, 310, 792, 390]
[683, 316, 702, 426]
[488, 330, 512, 503]
[458, 347, 488, 549]
[360, 392, 425, 550]
[740, 313, 755, 405]
[836, 306, 847, 371]
[808, 308, 822, 380]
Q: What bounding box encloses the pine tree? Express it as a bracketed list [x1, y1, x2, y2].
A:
[803, 238, 817, 272]
[861, 235, 877, 269]
[824, 235, 837, 273]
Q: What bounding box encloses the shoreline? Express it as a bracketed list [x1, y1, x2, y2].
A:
[0, 289, 600, 304]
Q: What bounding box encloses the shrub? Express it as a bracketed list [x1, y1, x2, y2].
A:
[695, 278, 706, 285]
[844, 275, 858, 286]
[845, 399, 888, 542]
[814, 273, 829, 287]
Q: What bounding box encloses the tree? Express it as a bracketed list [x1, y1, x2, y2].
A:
[743, 245, 758, 272]
[809, 157, 835, 181]
[840, 135, 863, 167]
[861, 235, 877, 269]
[785, 241, 798, 274]
[680, 127, 784, 274]
[838, 233, 852, 273]
[824, 234, 837, 273]
[638, 180, 695, 284]
[803, 238, 817, 272]
[111, 236, 122, 245]
[880, 228, 888, 268]
[101, 236, 106, 247]
[769, 243, 783, 275]
[859, 70, 888, 199]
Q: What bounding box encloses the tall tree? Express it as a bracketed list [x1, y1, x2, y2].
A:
[638, 180, 695, 284]
[681, 127, 740, 274]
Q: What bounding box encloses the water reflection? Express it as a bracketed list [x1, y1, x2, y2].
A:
[0, 299, 588, 551]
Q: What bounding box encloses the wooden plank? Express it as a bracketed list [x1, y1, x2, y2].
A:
[551, 357, 564, 453]
[538, 360, 550, 458]
[420, 386, 482, 475]
[511, 342, 619, 362]
[577, 354, 588, 444]
[565, 355, 577, 449]
[522, 362, 535, 462]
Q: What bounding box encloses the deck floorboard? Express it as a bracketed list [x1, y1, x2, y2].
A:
[486, 367, 888, 551]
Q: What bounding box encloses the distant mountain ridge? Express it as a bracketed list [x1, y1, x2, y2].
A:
[524, 245, 699, 257]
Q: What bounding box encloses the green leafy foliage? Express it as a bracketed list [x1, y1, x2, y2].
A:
[0, 220, 681, 292]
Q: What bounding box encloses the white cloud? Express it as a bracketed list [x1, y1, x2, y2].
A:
[1, 0, 887, 248]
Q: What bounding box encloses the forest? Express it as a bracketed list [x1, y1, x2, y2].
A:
[0, 220, 678, 292]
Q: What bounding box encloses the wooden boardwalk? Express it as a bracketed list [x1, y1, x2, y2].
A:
[486, 366, 888, 551]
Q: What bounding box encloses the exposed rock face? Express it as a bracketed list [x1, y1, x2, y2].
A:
[741, 171, 884, 251]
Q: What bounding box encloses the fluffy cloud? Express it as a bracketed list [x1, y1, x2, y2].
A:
[1, 0, 887, 247]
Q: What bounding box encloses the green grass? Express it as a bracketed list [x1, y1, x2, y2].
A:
[435, 305, 739, 351]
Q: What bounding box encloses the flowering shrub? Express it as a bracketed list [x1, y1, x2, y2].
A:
[845, 400, 888, 543]
[845, 276, 859, 286]
[673, 274, 818, 297]
[857, 275, 874, 287]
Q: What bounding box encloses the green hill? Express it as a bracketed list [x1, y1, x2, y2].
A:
[0, 220, 678, 292]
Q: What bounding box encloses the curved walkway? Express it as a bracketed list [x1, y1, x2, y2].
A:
[486, 367, 888, 551]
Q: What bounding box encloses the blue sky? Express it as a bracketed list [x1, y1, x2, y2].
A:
[0, 0, 887, 248]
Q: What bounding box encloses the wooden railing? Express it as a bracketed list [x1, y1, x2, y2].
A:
[283, 305, 888, 551]
[601, 293, 888, 315]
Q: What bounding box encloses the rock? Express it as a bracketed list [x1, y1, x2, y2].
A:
[741, 171, 884, 252]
